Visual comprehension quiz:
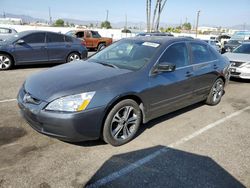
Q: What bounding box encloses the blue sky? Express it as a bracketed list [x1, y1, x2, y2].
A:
[1, 0, 250, 27]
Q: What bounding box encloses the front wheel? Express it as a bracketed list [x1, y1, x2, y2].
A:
[67, 52, 81, 62]
[103, 99, 141, 146]
[0, 54, 13, 70]
[97, 43, 106, 51]
[206, 78, 225, 105]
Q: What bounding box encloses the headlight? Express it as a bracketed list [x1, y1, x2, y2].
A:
[45, 92, 95, 112]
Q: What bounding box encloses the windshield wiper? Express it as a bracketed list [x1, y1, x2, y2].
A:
[97, 62, 119, 69]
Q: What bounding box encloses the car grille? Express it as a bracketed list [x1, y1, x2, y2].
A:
[231, 72, 241, 76]
[22, 89, 41, 105]
[230, 61, 244, 67]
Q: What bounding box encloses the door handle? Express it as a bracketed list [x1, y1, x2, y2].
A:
[186, 71, 193, 77]
[214, 64, 218, 69]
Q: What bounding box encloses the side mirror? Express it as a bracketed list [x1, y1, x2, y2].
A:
[153, 62, 176, 74]
[16, 39, 25, 45]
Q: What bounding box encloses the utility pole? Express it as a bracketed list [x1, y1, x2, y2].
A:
[48, 7, 52, 25]
[195, 10, 200, 38]
[3, 11, 6, 18]
[106, 10, 109, 21]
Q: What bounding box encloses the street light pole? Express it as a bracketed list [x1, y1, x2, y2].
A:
[195, 10, 200, 38]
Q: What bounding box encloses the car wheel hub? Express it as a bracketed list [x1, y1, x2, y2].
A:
[212, 80, 223, 102]
[0, 55, 11, 69]
[69, 54, 80, 62]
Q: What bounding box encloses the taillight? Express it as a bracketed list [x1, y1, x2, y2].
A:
[81, 40, 86, 46]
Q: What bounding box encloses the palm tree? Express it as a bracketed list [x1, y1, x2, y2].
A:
[151, 0, 160, 32]
[148, 0, 168, 31]
[146, 0, 151, 32]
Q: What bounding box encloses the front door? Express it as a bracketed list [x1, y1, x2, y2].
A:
[14, 32, 48, 64]
[146, 42, 194, 119]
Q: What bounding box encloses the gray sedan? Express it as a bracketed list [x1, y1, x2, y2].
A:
[0, 27, 17, 41]
[223, 42, 250, 79]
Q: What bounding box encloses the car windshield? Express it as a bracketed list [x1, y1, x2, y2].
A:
[88, 39, 160, 71]
[233, 43, 250, 54]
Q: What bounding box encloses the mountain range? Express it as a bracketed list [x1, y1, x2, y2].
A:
[1, 12, 249, 30]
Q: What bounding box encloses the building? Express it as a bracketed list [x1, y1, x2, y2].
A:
[0, 17, 23, 25]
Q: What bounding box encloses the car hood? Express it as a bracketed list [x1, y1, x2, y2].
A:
[223, 52, 250, 63]
[24, 61, 131, 102]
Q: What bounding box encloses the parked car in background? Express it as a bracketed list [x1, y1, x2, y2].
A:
[0, 27, 17, 41]
[66, 30, 113, 51]
[203, 40, 221, 52]
[218, 34, 231, 49]
[223, 42, 250, 79]
[18, 37, 230, 146]
[136, 32, 174, 37]
[0, 30, 88, 70]
[221, 39, 242, 54]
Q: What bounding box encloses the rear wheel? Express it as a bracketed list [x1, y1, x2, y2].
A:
[0, 54, 13, 70]
[67, 52, 81, 62]
[97, 43, 106, 51]
[103, 99, 141, 146]
[206, 78, 225, 105]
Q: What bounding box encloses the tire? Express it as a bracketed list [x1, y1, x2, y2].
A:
[206, 78, 225, 106]
[67, 52, 81, 62]
[97, 43, 106, 51]
[103, 99, 142, 146]
[0, 53, 13, 70]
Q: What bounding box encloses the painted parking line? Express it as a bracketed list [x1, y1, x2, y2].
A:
[86, 106, 250, 188]
[0, 99, 17, 103]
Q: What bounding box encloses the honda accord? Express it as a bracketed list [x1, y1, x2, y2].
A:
[18, 37, 230, 146]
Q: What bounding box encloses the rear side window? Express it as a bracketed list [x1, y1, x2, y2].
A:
[47, 33, 65, 43]
[91, 31, 101, 38]
[22, 33, 45, 43]
[76, 32, 84, 38]
[190, 43, 215, 64]
[159, 42, 189, 68]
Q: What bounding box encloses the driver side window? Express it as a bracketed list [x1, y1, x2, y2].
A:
[159, 42, 188, 68]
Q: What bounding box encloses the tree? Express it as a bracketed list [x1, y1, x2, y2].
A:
[182, 22, 191, 30]
[101, 21, 112, 29]
[54, 19, 64, 27]
[146, 0, 168, 32]
[146, 0, 151, 32]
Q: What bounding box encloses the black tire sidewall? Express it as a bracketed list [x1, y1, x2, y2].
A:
[103, 99, 141, 146]
[97, 43, 106, 51]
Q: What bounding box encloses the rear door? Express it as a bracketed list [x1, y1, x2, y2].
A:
[46, 32, 69, 62]
[147, 42, 194, 118]
[14, 32, 48, 64]
[188, 42, 219, 100]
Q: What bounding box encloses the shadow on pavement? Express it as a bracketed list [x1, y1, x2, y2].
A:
[85, 145, 245, 188]
[230, 77, 250, 83]
[136, 102, 204, 137]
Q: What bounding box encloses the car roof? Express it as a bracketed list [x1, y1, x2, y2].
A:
[124, 36, 196, 45]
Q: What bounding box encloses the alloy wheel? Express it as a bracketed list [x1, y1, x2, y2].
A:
[0, 55, 11, 69]
[212, 79, 224, 103]
[110, 106, 138, 140]
[68, 53, 80, 62]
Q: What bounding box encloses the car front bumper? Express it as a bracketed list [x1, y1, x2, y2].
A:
[17, 88, 105, 142]
[230, 67, 250, 79]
